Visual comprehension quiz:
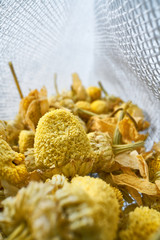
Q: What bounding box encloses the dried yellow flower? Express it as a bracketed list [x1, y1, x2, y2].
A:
[34, 109, 93, 177]
[0, 138, 28, 186]
[91, 99, 109, 114]
[18, 130, 35, 153]
[0, 181, 55, 238]
[119, 207, 160, 240]
[112, 187, 124, 210]
[86, 86, 101, 101]
[87, 131, 114, 172]
[71, 176, 119, 240]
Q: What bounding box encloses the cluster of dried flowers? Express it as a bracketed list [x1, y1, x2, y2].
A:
[0, 72, 160, 239]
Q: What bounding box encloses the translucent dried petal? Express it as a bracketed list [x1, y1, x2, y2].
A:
[72, 73, 89, 101]
[118, 118, 148, 143]
[111, 173, 160, 196]
[87, 116, 117, 139]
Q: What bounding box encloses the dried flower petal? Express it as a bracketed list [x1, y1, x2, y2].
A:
[118, 118, 148, 143]
[111, 173, 160, 196]
[87, 116, 117, 139]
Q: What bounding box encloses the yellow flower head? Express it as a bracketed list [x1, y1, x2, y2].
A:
[0, 138, 28, 185]
[86, 86, 101, 101]
[71, 176, 119, 240]
[34, 110, 93, 177]
[87, 131, 114, 172]
[119, 207, 160, 240]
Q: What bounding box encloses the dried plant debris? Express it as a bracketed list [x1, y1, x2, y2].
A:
[0, 71, 160, 239]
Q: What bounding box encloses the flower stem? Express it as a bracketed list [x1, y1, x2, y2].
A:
[112, 141, 144, 155]
[78, 108, 97, 116]
[98, 81, 108, 96]
[8, 62, 23, 99]
[54, 73, 59, 95]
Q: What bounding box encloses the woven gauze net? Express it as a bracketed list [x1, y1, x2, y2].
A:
[0, 0, 160, 148]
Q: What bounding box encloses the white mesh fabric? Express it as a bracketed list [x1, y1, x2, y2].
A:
[0, 0, 160, 147]
[93, 0, 160, 147]
[0, 0, 71, 119]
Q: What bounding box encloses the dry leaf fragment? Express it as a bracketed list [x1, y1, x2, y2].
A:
[118, 118, 148, 143]
[111, 173, 160, 196]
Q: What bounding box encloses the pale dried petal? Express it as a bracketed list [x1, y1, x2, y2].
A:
[111, 173, 160, 196]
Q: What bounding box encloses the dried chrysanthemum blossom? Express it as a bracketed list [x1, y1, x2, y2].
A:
[6, 114, 25, 147]
[87, 131, 114, 172]
[0, 181, 55, 239]
[0, 138, 28, 186]
[0, 176, 118, 240]
[18, 130, 35, 153]
[54, 181, 97, 240]
[86, 86, 101, 101]
[34, 109, 93, 177]
[91, 100, 109, 114]
[112, 187, 124, 210]
[71, 176, 119, 240]
[88, 131, 144, 173]
[19, 87, 49, 131]
[119, 207, 160, 240]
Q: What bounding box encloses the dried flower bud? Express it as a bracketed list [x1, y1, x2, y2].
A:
[91, 100, 109, 114]
[86, 86, 101, 101]
[87, 131, 114, 172]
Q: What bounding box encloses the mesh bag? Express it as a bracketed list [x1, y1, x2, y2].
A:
[0, 0, 160, 147]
